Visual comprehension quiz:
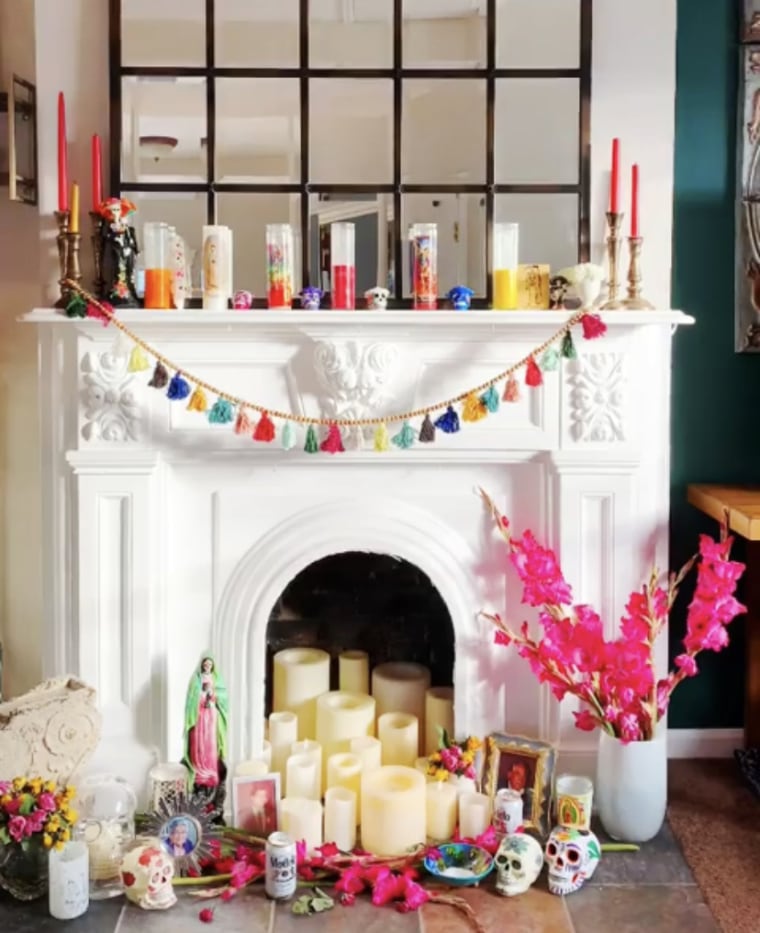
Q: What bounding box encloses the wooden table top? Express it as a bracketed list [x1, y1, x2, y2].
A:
[688, 484, 760, 540]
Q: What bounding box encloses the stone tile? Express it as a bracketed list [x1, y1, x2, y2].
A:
[118, 889, 274, 932]
[273, 894, 419, 933]
[0, 891, 123, 933]
[566, 884, 719, 933]
[589, 818, 696, 886]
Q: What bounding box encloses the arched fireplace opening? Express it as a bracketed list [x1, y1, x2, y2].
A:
[265, 551, 455, 715]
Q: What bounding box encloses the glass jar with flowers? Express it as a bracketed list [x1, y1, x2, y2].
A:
[0, 777, 79, 900]
[479, 490, 746, 842]
[426, 731, 482, 797]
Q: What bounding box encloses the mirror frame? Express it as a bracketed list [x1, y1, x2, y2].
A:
[109, 0, 591, 307]
[0, 75, 38, 205]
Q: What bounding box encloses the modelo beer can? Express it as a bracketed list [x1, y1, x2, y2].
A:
[493, 788, 523, 836]
[265, 831, 297, 900]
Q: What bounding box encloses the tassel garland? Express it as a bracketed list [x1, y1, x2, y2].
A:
[167, 372, 191, 401]
[87, 301, 112, 326]
[419, 414, 436, 442]
[234, 409, 253, 436]
[64, 294, 88, 318]
[187, 386, 209, 412]
[462, 392, 488, 422]
[374, 423, 390, 452]
[391, 421, 416, 449]
[525, 357, 542, 387]
[253, 411, 275, 442]
[128, 345, 150, 372]
[281, 421, 296, 450]
[540, 347, 560, 372]
[502, 374, 520, 402]
[304, 425, 319, 453]
[148, 361, 169, 389]
[435, 405, 460, 433]
[344, 427, 366, 451]
[480, 385, 499, 413]
[320, 424, 345, 453]
[581, 312, 607, 339]
[208, 398, 234, 424]
[561, 331, 577, 360]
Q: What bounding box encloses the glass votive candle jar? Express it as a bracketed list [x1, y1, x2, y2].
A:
[330, 222, 356, 310]
[492, 222, 519, 310]
[143, 222, 172, 309]
[76, 773, 137, 899]
[411, 223, 438, 310]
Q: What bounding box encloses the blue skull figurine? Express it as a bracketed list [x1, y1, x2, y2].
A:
[447, 285, 474, 311]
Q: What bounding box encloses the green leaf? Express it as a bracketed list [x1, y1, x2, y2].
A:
[291, 896, 312, 915]
[0, 827, 9, 844]
[437, 726, 450, 750]
[20, 839, 30, 853]
[19, 794, 35, 816]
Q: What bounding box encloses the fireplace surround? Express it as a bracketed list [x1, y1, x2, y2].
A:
[24, 307, 691, 799]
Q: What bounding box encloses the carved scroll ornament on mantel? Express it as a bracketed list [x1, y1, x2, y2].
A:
[312, 340, 400, 424]
[568, 352, 626, 443]
[80, 348, 141, 442]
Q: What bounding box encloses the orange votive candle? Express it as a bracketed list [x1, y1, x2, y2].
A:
[144, 268, 172, 309]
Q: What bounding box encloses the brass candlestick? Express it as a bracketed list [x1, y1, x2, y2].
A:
[54, 210, 71, 308]
[89, 211, 105, 299]
[601, 210, 625, 309]
[621, 236, 654, 309]
[62, 231, 83, 307]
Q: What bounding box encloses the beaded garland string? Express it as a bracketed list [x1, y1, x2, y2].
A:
[63, 281, 607, 448]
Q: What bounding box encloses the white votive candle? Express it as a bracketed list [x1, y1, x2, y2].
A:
[49, 841, 89, 920]
[361, 766, 426, 856]
[425, 781, 458, 843]
[425, 687, 454, 755]
[291, 739, 322, 799]
[234, 759, 270, 778]
[287, 753, 318, 800]
[280, 797, 323, 853]
[326, 752, 362, 821]
[269, 710, 298, 779]
[316, 691, 375, 782]
[350, 735, 382, 774]
[459, 792, 491, 839]
[339, 650, 370, 694]
[378, 712, 419, 767]
[372, 662, 430, 754]
[273, 647, 331, 740]
[324, 786, 357, 851]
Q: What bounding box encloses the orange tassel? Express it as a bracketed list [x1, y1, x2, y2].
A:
[234, 409, 252, 435]
[503, 375, 520, 402]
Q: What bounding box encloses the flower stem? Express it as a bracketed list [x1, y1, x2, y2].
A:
[173, 873, 231, 887]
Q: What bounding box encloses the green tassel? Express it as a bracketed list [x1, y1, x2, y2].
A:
[304, 425, 319, 453]
[64, 293, 88, 318]
[541, 347, 560, 371]
[391, 421, 416, 449]
[282, 422, 296, 450]
[561, 331, 577, 359]
[208, 398, 234, 424]
[480, 385, 500, 413]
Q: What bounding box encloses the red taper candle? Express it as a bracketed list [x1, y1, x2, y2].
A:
[91, 134, 102, 211]
[57, 92, 68, 212]
[630, 163, 640, 237]
[609, 138, 620, 214]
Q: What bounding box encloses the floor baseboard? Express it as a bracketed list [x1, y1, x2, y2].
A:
[667, 728, 743, 759]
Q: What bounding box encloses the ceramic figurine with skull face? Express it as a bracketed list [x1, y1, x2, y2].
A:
[364, 286, 390, 309]
[544, 826, 601, 895]
[120, 843, 177, 910]
[494, 832, 544, 897]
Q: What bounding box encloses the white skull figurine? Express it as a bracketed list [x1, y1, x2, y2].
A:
[120, 843, 177, 910]
[494, 832, 544, 896]
[544, 826, 601, 896]
[364, 286, 390, 310]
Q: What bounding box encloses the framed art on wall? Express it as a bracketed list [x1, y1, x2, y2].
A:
[484, 732, 556, 837]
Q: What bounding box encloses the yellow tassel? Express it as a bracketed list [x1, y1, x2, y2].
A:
[461, 392, 487, 422]
[187, 386, 208, 412]
[127, 345, 150, 372]
[374, 423, 390, 452]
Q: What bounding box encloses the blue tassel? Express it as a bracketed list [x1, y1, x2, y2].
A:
[480, 385, 499, 413]
[166, 372, 191, 401]
[208, 397, 234, 424]
[434, 405, 460, 434]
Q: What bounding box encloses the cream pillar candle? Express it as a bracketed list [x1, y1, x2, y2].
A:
[280, 797, 323, 853]
[339, 650, 369, 694]
[287, 753, 319, 800]
[361, 766, 426, 856]
[316, 691, 375, 782]
[459, 792, 491, 839]
[414, 757, 435, 781]
[424, 687, 454, 755]
[234, 759, 270, 778]
[372, 662, 430, 754]
[291, 739, 322, 799]
[324, 787, 357, 852]
[349, 735, 382, 774]
[425, 781, 458, 843]
[326, 753, 362, 822]
[273, 648, 330, 740]
[251, 739, 272, 769]
[269, 710, 298, 779]
[378, 712, 418, 767]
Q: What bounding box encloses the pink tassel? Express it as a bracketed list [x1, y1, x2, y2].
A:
[581, 312, 607, 339]
[86, 301, 112, 326]
[503, 374, 520, 402]
[525, 356, 543, 387]
[234, 409, 252, 436]
[253, 412, 276, 442]
[320, 423, 345, 454]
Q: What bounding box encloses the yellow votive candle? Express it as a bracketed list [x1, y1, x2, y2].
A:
[425, 687, 454, 755]
[372, 662, 430, 754]
[324, 786, 356, 851]
[339, 650, 370, 694]
[361, 766, 426, 856]
[349, 735, 382, 774]
[316, 691, 375, 782]
[287, 753, 318, 800]
[493, 269, 518, 309]
[458, 792, 491, 839]
[291, 739, 322, 799]
[234, 759, 269, 778]
[269, 710, 298, 780]
[280, 797, 323, 853]
[378, 712, 419, 767]
[326, 752, 362, 822]
[273, 647, 330, 740]
[425, 780, 458, 842]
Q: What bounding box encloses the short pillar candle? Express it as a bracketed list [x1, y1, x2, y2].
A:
[378, 712, 419, 767]
[324, 786, 357, 852]
[425, 780, 458, 843]
[291, 739, 322, 799]
[287, 753, 319, 800]
[349, 735, 382, 774]
[326, 752, 363, 822]
[372, 662, 430, 754]
[361, 766, 427, 856]
[273, 648, 330, 740]
[269, 710, 298, 779]
[280, 797, 323, 854]
[424, 687, 454, 755]
[315, 691, 375, 782]
[338, 650, 370, 694]
[458, 792, 492, 839]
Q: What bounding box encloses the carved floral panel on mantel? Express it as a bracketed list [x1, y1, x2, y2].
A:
[80, 348, 141, 442]
[567, 353, 625, 443]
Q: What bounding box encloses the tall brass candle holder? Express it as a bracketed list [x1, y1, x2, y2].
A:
[54, 210, 71, 308]
[601, 211, 624, 309]
[89, 211, 105, 299]
[621, 236, 654, 309]
[61, 231, 83, 308]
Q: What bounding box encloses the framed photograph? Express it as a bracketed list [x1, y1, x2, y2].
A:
[484, 733, 556, 837]
[232, 773, 281, 837]
[142, 792, 221, 876]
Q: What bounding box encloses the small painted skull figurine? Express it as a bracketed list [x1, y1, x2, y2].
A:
[494, 832, 544, 897]
[300, 286, 323, 310]
[446, 285, 474, 310]
[120, 843, 177, 910]
[549, 275, 569, 310]
[233, 290, 254, 310]
[544, 827, 601, 896]
[364, 286, 390, 310]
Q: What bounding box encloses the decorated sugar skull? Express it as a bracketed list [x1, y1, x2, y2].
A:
[120, 843, 177, 910]
[446, 285, 474, 310]
[494, 832, 544, 897]
[544, 827, 601, 896]
[364, 286, 390, 310]
[233, 289, 254, 310]
[300, 286, 323, 310]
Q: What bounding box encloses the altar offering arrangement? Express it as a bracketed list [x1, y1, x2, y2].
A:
[330, 222, 355, 310]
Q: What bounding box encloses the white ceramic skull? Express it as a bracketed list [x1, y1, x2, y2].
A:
[120, 843, 177, 910]
[544, 826, 601, 896]
[364, 286, 390, 309]
[494, 832, 544, 897]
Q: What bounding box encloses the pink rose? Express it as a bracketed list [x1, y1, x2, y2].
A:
[8, 815, 27, 843]
[38, 792, 57, 812]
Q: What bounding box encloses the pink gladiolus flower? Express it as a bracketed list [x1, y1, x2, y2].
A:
[510, 531, 573, 607]
[474, 825, 500, 855]
[335, 866, 366, 896]
[7, 816, 26, 843]
[317, 842, 340, 858]
[370, 868, 406, 906]
[675, 654, 698, 677]
[396, 879, 430, 912]
[339, 892, 356, 906]
[573, 710, 598, 731]
[229, 861, 258, 888]
[494, 630, 511, 646]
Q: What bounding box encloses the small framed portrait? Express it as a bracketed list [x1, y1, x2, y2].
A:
[142, 791, 221, 876]
[160, 815, 200, 859]
[232, 773, 281, 837]
[484, 733, 556, 837]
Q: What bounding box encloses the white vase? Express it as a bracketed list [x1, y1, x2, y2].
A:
[576, 278, 602, 309]
[448, 774, 477, 798]
[596, 730, 667, 842]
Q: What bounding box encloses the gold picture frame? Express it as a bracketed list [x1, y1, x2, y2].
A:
[484, 732, 556, 837]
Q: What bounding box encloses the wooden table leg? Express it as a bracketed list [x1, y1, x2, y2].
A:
[745, 541, 760, 748]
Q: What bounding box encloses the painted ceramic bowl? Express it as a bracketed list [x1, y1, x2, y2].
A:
[423, 843, 495, 887]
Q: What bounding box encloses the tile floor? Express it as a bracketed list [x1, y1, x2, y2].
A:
[0, 822, 719, 932]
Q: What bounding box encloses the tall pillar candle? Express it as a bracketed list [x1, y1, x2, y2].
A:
[326, 753, 362, 822]
[280, 797, 323, 854]
[287, 753, 319, 800]
[425, 781, 458, 843]
[378, 712, 419, 767]
[291, 739, 322, 799]
[49, 841, 89, 920]
[349, 735, 382, 774]
[372, 662, 430, 753]
[324, 787, 356, 851]
[269, 711, 298, 779]
[202, 224, 233, 310]
[361, 766, 426, 856]
[273, 648, 330, 740]
[339, 650, 369, 694]
[316, 691, 375, 782]
[459, 792, 491, 839]
[234, 759, 270, 778]
[425, 687, 454, 755]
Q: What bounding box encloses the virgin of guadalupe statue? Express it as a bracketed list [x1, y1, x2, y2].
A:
[99, 197, 139, 306]
[182, 656, 229, 806]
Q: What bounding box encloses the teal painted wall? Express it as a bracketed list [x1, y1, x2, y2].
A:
[669, 0, 758, 728]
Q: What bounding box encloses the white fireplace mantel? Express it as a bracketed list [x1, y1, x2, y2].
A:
[24, 307, 692, 798]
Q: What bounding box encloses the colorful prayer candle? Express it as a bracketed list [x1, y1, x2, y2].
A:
[330, 222, 355, 309]
[411, 223, 438, 310]
[266, 224, 294, 309]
